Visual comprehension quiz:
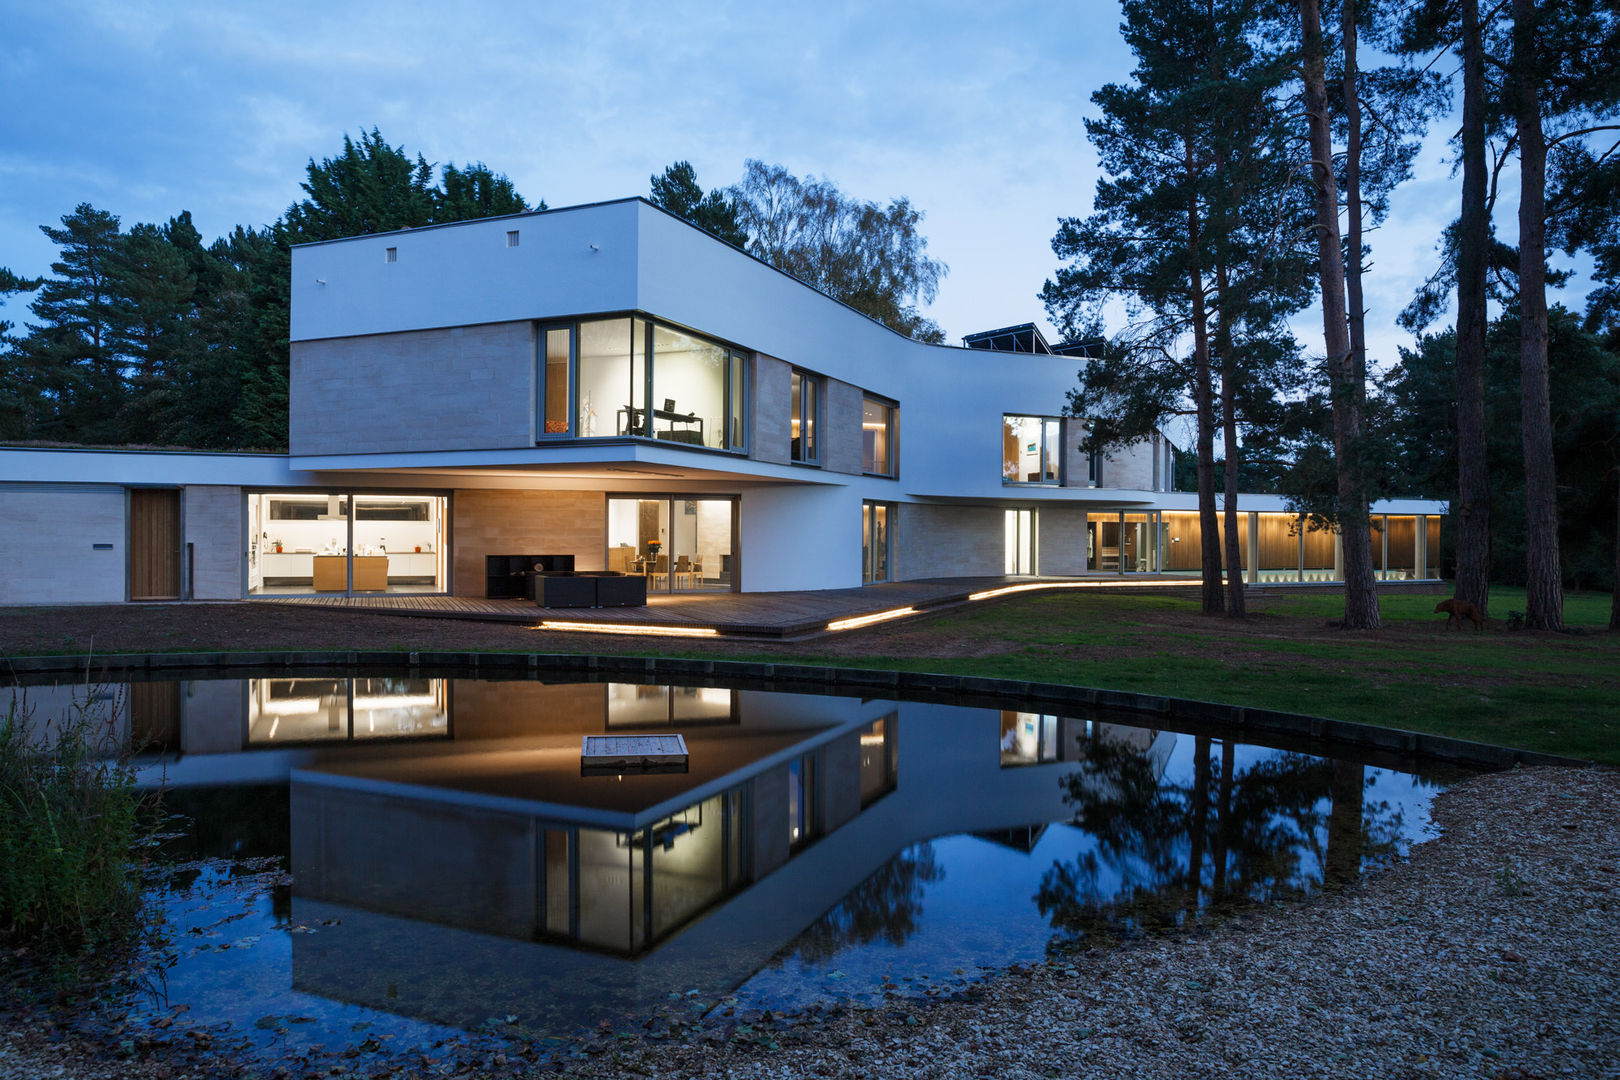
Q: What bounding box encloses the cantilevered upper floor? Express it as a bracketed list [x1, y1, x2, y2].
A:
[288, 198, 1177, 501]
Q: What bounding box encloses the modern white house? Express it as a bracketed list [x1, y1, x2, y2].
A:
[0, 197, 1445, 605]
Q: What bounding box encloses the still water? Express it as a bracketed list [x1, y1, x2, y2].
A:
[13, 673, 1450, 1058]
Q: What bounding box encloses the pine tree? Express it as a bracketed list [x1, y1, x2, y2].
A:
[15, 204, 126, 442]
[650, 161, 748, 248]
[1043, 0, 1307, 616]
[437, 163, 534, 223]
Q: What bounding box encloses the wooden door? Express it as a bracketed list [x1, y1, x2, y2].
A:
[129, 681, 182, 749]
[129, 488, 182, 600]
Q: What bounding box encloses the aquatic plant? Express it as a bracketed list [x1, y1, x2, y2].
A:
[0, 686, 153, 960]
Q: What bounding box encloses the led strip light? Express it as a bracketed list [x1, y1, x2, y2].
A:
[826, 606, 917, 632]
[538, 621, 719, 637]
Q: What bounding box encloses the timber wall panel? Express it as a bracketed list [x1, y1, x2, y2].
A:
[451, 490, 606, 596]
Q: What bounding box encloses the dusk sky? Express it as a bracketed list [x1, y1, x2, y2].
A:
[0, 1, 1585, 371]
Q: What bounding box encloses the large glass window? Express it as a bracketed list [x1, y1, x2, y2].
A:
[791, 370, 820, 463]
[576, 317, 646, 438]
[652, 323, 727, 448]
[542, 327, 571, 435]
[862, 397, 896, 476]
[550, 316, 745, 450]
[606, 496, 735, 592]
[247, 492, 446, 596]
[1002, 415, 1060, 483]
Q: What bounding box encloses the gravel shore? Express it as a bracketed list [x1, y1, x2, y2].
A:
[3, 765, 1616, 1080]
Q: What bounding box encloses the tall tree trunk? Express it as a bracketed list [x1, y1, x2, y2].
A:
[1301, 0, 1381, 629]
[1187, 736, 1211, 912]
[1513, 0, 1565, 632]
[1611, 467, 1619, 631]
[1215, 252, 1246, 617]
[1454, 0, 1493, 615]
[1212, 739, 1234, 902]
[1188, 145, 1225, 615]
[1324, 760, 1365, 888]
[1222, 351, 1247, 617]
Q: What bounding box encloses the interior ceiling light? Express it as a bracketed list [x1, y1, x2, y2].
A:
[827, 607, 916, 632]
[537, 621, 719, 637]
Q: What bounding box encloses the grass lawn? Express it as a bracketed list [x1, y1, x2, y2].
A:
[2, 587, 1615, 764]
[701, 587, 1620, 764]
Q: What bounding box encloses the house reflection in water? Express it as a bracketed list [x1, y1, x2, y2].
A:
[111, 675, 1170, 1034]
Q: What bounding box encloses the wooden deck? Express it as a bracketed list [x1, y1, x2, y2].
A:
[263, 576, 1203, 639]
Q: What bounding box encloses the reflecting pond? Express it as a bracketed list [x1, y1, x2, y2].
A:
[7, 673, 1453, 1059]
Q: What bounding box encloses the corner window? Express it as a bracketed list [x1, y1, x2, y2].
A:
[790, 370, 820, 463]
[538, 316, 746, 450]
[1002, 415, 1060, 484]
[862, 397, 896, 477]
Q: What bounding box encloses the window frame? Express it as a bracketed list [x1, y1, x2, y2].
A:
[534, 313, 749, 453]
[861, 395, 898, 478]
[790, 368, 823, 465]
[1001, 413, 1062, 486]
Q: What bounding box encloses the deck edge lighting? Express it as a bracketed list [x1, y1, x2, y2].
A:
[967, 580, 1173, 602]
[827, 606, 916, 632]
[538, 621, 719, 637]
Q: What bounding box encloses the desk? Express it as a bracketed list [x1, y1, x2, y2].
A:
[616, 406, 703, 444]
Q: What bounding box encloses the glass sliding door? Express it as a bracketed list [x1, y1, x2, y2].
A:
[1004, 509, 1035, 574]
[1122, 512, 1157, 573]
[862, 502, 891, 584]
[606, 496, 735, 592]
[250, 493, 351, 595]
[248, 492, 445, 596]
[668, 499, 733, 590]
[1087, 512, 1120, 572]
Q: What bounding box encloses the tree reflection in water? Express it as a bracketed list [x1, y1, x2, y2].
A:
[1036, 737, 1408, 949]
[778, 843, 944, 965]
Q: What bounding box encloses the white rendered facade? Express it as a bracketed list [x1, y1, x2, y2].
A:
[0, 198, 1446, 603]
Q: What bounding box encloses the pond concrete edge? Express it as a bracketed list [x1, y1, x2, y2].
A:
[1, 649, 1586, 772]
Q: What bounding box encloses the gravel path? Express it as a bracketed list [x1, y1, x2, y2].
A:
[2, 765, 1616, 1080]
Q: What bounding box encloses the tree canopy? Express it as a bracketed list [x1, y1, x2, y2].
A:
[729, 160, 947, 343]
[0, 130, 538, 449]
[649, 161, 748, 248]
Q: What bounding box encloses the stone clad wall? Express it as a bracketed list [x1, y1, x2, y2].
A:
[0, 486, 126, 604]
[823, 379, 865, 475]
[893, 504, 1003, 580]
[291, 321, 536, 455]
[184, 485, 242, 599]
[750, 354, 791, 465]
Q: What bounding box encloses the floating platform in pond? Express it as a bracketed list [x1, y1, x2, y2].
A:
[581, 733, 689, 775]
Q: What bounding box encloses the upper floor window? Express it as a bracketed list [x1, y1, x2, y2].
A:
[1088, 446, 1103, 486]
[1003, 415, 1060, 484]
[791, 369, 820, 463]
[537, 317, 747, 451]
[862, 397, 896, 476]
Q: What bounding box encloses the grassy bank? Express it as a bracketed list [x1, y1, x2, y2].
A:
[2, 587, 1615, 764]
[711, 588, 1620, 764]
